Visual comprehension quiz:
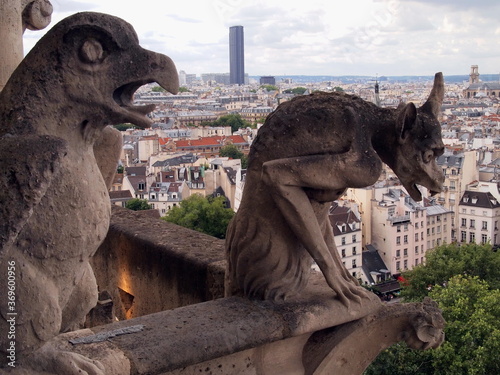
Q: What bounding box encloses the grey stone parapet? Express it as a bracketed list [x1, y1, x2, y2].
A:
[91, 206, 226, 320]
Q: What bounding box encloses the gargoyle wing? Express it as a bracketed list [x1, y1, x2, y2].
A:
[0, 134, 68, 251]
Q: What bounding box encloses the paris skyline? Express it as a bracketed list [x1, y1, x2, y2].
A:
[25, 0, 500, 77]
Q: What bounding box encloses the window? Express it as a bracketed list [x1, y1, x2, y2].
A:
[404, 235, 408, 244]
[404, 248, 408, 257]
[415, 222, 419, 229]
[415, 233, 419, 241]
[462, 208, 467, 214]
[415, 246, 419, 254]
[397, 225, 401, 232]
[341, 237, 346, 245]
[404, 260, 408, 269]
[421, 232, 424, 240]
[482, 234, 488, 243]
[415, 258, 419, 266]
[352, 234, 357, 243]
[352, 246, 357, 255]
[341, 249, 346, 258]
[396, 261, 401, 270]
[482, 221, 488, 230]
[396, 249, 401, 257]
[470, 232, 475, 243]
[352, 259, 357, 268]
[404, 224, 408, 231]
[461, 231, 467, 242]
[470, 219, 475, 229]
[461, 218, 466, 227]
[396, 236, 401, 245]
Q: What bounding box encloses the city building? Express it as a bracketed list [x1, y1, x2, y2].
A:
[436, 148, 478, 240]
[463, 65, 500, 98]
[259, 76, 276, 85]
[458, 190, 500, 245]
[329, 202, 363, 280]
[229, 26, 244, 85]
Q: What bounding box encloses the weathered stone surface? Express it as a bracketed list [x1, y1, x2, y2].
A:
[91, 206, 226, 321]
[303, 298, 445, 375]
[226, 73, 445, 307]
[0, 11, 178, 373]
[0, 0, 53, 90]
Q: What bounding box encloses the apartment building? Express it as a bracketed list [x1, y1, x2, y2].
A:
[436, 149, 478, 240]
[458, 191, 500, 246]
[329, 202, 363, 281]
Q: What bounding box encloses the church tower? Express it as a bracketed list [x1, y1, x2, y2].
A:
[469, 65, 479, 84]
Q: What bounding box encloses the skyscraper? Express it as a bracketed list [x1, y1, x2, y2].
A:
[229, 26, 244, 85]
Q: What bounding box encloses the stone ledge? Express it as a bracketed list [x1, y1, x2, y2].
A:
[90, 206, 226, 320]
[57, 283, 383, 374]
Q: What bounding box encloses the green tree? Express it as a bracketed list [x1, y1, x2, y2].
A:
[113, 123, 136, 131]
[219, 144, 248, 168]
[125, 198, 152, 211]
[211, 113, 251, 133]
[283, 87, 307, 95]
[333, 86, 344, 92]
[162, 194, 234, 239]
[400, 243, 500, 302]
[116, 165, 124, 174]
[260, 84, 278, 92]
[151, 85, 165, 92]
[428, 275, 500, 375]
[178, 86, 190, 93]
[365, 244, 500, 375]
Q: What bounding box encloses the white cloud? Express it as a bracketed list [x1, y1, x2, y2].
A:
[21, 0, 500, 77]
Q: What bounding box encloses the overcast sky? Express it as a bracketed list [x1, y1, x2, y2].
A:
[24, 0, 500, 77]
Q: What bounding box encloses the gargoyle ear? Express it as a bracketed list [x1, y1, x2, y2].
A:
[397, 102, 417, 142]
[79, 39, 104, 64]
[421, 72, 444, 117]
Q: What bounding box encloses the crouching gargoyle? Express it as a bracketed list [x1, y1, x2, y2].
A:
[0, 12, 178, 374]
[226, 73, 445, 305]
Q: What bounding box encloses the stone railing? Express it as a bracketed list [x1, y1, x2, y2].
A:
[52, 207, 445, 375]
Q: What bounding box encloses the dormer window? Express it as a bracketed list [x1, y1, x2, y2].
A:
[463, 196, 469, 203]
[471, 196, 478, 204]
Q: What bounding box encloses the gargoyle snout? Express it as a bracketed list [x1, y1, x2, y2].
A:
[141, 50, 179, 95]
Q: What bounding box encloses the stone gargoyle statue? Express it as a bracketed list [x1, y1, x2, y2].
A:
[226, 73, 445, 305]
[0, 12, 178, 373]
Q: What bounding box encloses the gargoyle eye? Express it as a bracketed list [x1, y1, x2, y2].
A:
[423, 150, 434, 164]
[79, 39, 104, 64]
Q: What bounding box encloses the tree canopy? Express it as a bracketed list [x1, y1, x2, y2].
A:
[125, 198, 152, 211]
[400, 243, 500, 302]
[219, 144, 248, 168]
[113, 123, 136, 131]
[365, 243, 500, 375]
[209, 113, 251, 133]
[260, 84, 278, 92]
[162, 194, 234, 239]
[283, 87, 307, 95]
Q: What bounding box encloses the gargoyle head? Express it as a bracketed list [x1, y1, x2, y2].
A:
[387, 73, 445, 201]
[1, 12, 178, 140]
